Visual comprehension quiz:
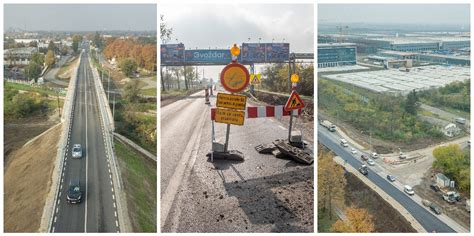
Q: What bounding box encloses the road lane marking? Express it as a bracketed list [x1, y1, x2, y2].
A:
[112, 194, 115, 200]
[113, 202, 116, 208]
[115, 220, 119, 227]
[111, 187, 114, 192]
[54, 216, 57, 223]
[52, 227, 55, 233]
[56, 207, 59, 214]
[114, 211, 117, 217]
[278, 125, 286, 130]
[110, 180, 113, 186]
[84, 55, 89, 233]
[60, 184, 63, 190]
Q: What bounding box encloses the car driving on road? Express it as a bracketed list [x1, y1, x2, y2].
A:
[361, 154, 368, 161]
[371, 152, 379, 159]
[359, 165, 368, 175]
[367, 159, 375, 166]
[72, 144, 82, 158]
[404, 185, 415, 196]
[67, 179, 82, 204]
[387, 174, 396, 182]
[350, 147, 357, 154]
[429, 203, 442, 215]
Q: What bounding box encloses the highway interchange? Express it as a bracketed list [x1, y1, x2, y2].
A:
[318, 127, 456, 233]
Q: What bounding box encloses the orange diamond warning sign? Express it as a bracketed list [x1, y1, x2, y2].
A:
[284, 91, 305, 111]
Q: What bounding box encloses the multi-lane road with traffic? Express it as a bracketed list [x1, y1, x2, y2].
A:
[52, 50, 120, 232]
[318, 127, 456, 233]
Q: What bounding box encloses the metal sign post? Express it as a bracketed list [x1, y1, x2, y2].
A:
[224, 124, 231, 152]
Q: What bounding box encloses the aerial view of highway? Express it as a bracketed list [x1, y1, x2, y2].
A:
[160, 3, 314, 233]
[4, 4, 157, 232]
[317, 4, 470, 233]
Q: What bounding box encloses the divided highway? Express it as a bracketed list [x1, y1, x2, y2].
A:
[51, 51, 120, 232]
[318, 128, 456, 233]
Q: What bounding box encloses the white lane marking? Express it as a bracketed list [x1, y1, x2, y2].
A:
[52, 227, 55, 233]
[58, 199, 60, 205]
[84, 55, 89, 233]
[114, 211, 117, 217]
[112, 194, 115, 200]
[113, 202, 116, 209]
[108, 169, 111, 174]
[60, 184, 63, 190]
[115, 220, 118, 227]
[109, 174, 112, 180]
[59, 191, 61, 197]
[110, 180, 113, 186]
[54, 216, 57, 223]
[278, 125, 287, 130]
[111, 187, 114, 192]
[56, 207, 59, 214]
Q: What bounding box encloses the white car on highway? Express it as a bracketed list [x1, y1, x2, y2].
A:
[371, 152, 379, 159]
[404, 185, 415, 196]
[72, 144, 82, 158]
[350, 148, 357, 154]
[367, 159, 375, 166]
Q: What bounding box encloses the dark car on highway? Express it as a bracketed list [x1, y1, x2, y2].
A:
[387, 174, 396, 182]
[359, 165, 368, 175]
[67, 179, 82, 204]
[429, 203, 442, 215]
[361, 154, 368, 161]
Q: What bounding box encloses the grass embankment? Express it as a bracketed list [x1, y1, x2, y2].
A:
[115, 140, 157, 232]
[5, 82, 65, 97]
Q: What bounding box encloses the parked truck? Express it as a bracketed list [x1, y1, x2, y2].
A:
[320, 120, 336, 132]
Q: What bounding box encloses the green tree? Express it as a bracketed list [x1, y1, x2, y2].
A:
[433, 144, 470, 192]
[123, 80, 142, 103]
[404, 89, 420, 115]
[45, 50, 56, 67]
[120, 58, 138, 77]
[25, 62, 42, 83]
[94, 31, 103, 49]
[160, 15, 173, 91]
[318, 146, 346, 220]
[72, 35, 82, 53]
[48, 40, 56, 52]
[30, 52, 44, 65]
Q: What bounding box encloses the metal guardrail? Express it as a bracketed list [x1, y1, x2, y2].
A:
[88, 55, 129, 232]
[43, 51, 82, 232]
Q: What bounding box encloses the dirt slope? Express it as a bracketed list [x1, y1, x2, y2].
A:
[4, 124, 61, 232]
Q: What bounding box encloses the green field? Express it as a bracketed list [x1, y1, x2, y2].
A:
[115, 140, 157, 232]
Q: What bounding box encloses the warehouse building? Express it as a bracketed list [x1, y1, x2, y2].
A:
[318, 43, 357, 68]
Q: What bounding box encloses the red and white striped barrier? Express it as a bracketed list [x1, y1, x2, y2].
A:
[211, 105, 302, 120]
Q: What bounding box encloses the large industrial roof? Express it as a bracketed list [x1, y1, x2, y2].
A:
[323, 65, 470, 95]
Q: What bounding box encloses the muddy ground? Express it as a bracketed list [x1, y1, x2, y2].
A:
[318, 111, 445, 153]
[344, 172, 417, 232]
[414, 169, 470, 230]
[4, 124, 61, 232]
[4, 115, 60, 167]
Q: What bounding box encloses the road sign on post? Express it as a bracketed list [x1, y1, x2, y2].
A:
[250, 73, 261, 85]
[215, 108, 245, 126]
[220, 63, 250, 93]
[284, 91, 305, 111]
[216, 93, 247, 110]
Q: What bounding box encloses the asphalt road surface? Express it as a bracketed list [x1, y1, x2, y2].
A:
[52, 50, 120, 232]
[318, 128, 455, 233]
[161, 87, 314, 232]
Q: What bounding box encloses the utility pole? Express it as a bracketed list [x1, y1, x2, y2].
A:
[107, 69, 110, 102]
[112, 93, 116, 121]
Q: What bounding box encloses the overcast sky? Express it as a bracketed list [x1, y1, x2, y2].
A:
[319, 4, 470, 26]
[161, 4, 314, 81]
[4, 4, 156, 31]
[161, 4, 314, 53]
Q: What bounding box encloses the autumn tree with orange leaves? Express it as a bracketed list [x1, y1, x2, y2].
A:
[103, 38, 156, 73]
[331, 207, 375, 233]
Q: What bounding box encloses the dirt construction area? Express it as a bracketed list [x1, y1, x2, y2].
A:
[4, 124, 61, 232]
[345, 172, 417, 232]
[414, 169, 470, 230]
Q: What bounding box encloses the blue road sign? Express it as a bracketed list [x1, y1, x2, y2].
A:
[265, 43, 290, 62]
[161, 44, 185, 64]
[241, 43, 266, 63]
[185, 50, 234, 65]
